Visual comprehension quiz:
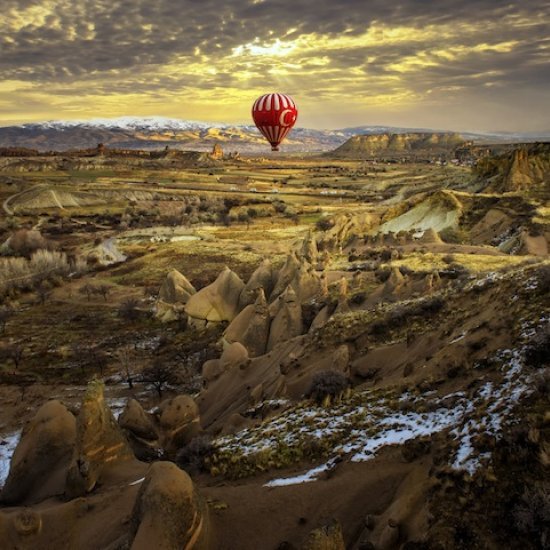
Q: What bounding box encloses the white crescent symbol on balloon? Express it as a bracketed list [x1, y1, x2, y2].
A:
[279, 109, 293, 127]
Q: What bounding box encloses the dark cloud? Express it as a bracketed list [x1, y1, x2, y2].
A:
[0, 0, 547, 80]
[0, 0, 548, 130]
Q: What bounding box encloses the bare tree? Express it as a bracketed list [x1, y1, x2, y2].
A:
[141, 361, 176, 399]
[116, 345, 136, 389]
[79, 284, 93, 301]
[88, 347, 109, 377]
[36, 285, 51, 305]
[94, 284, 112, 302]
[8, 342, 24, 369]
[0, 308, 14, 334]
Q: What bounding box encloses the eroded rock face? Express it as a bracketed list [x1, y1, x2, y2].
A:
[185, 266, 245, 323]
[66, 382, 134, 498]
[225, 289, 271, 357]
[130, 461, 208, 550]
[1, 400, 76, 505]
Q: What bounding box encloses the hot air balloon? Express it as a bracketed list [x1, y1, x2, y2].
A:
[252, 93, 298, 151]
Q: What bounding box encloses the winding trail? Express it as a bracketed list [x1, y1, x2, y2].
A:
[2, 184, 45, 215]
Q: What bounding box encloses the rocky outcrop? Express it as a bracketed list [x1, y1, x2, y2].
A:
[299, 231, 319, 264]
[156, 269, 196, 322]
[271, 253, 301, 301]
[211, 143, 223, 160]
[224, 289, 271, 357]
[267, 286, 303, 351]
[475, 143, 550, 192]
[130, 461, 208, 549]
[185, 266, 245, 325]
[118, 399, 160, 460]
[238, 259, 275, 309]
[317, 212, 372, 251]
[202, 342, 250, 382]
[158, 395, 201, 454]
[66, 381, 134, 498]
[159, 269, 196, 304]
[1, 400, 76, 505]
[332, 132, 465, 159]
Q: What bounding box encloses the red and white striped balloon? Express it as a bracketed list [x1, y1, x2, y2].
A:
[251, 93, 298, 151]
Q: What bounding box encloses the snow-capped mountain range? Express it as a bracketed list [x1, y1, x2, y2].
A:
[1, 117, 548, 153]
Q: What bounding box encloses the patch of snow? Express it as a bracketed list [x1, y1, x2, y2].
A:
[129, 476, 146, 486]
[105, 397, 128, 419]
[450, 331, 467, 344]
[0, 431, 21, 489]
[264, 458, 337, 487]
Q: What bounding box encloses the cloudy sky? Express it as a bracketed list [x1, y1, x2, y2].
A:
[1, 0, 549, 131]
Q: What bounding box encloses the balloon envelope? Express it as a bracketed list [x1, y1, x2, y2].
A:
[252, 93, 298, 151]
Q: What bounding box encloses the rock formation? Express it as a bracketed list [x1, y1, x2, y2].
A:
[158, 395, 201, 454]
[66, 381, 134, 498]
[1, 400, 76, 505]
[202, 341, 250, 382]
[156, 269, 196, 322]
[238, 259, 275, 310]
[332, 132, 465, 159]
[130, 461, 208, 549]
[270, 253, 301, 301]
[267, 286, 303, 351]
[224, 289, 271, 356]
[298, 231, 319, 264]
[185, 266, 245, 326]
[474, 143, 550, 192]
[119, 399, 160, 461]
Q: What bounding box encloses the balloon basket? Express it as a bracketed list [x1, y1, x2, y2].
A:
[271, 146, 279, 152]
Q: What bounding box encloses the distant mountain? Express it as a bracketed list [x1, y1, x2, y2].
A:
[0, 117, 547, 153]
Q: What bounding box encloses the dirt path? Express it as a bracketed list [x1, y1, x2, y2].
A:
[2, 184, 44, 215]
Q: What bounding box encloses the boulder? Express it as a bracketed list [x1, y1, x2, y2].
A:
[130, 462, 208, 550]
[119, 399, 158, 441]
[185, 267, 245, 323]
[225, 289, 270, 357]
[66, 381, 134, 498]
[1, 400, 76, 505]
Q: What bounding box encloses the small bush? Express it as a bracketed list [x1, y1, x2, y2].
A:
[176, 435, 214, 474]
[513, 483, 550, 546]
[118, 298, 141, 321]
[315, 218, 334, 232]
[524, 328, 550, 369]
[307, 370, 350, 405]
